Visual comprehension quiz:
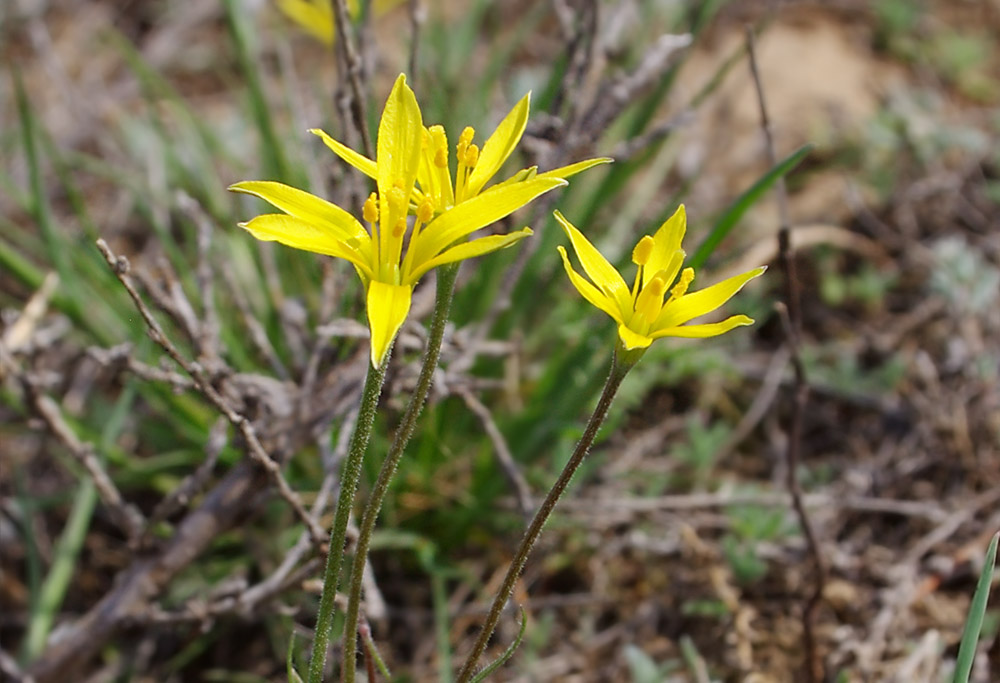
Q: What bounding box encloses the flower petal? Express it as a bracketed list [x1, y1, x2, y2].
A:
[310, 129, 377, 180]
[239, 214, 373, 279]
[408, 228, 533, 283]
[650, 314, 755, 339]
[464, 92, 530, 198]
[366, 280, 412, 367]
[644, 204, 686, 288]
[536, 157, 613, 180]
[229, 180, 367, 244]
[377, 74, 423, 231]
[277, 0, 334, 44]
[557, 246, 624, 325]
[553, 210, 632, 313]
[655, 266, 767, 329]
[617, 324, 654, 350]
[409, 177, 566, 269]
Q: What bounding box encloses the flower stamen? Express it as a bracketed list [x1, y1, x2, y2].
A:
[667, 267, 695, 304]
[631, 235, 655, 301]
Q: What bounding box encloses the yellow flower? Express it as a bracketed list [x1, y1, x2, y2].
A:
[310, 86, 609, 219]
[555, 206, 766, 351]
[276, 0, 403, 45]
[231, 74, 598, 367]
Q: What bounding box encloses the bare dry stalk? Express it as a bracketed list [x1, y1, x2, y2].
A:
[745, 26, 826, 683]
[95, 239, 327, 547]
[0, 344, 145, 540]
[330, 0, 373, 158]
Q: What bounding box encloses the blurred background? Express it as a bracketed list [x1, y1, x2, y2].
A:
[1, 0, 998, 681]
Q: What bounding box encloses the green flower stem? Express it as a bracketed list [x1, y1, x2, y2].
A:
[341, 264, 460, 683]
[455, 348, 637, 683]
[308, 354, 390, 683]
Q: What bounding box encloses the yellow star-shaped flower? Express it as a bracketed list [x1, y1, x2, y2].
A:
[555, 206, 766, 351]
[231, 74, 605, 367]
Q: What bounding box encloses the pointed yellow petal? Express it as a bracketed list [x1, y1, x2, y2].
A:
[536, 157, 613, 180]
[366, 280, 412, 367]
[650, 314, 755, 339]
[617, 323, 654, 350]
[310, 129, 377, 179]
[376, 74, 423, 231]
[655, 266, 766, 329]
[239, 214, 373, 279]
[409, 177, 565, 269]
[553, 210, 632, 313]
[229, 180, 368, 244]
[464, 92, 531, 198]
[644, 204, 687, 288]
[557, 246, 624, 325]
[408, 229, 532, 283]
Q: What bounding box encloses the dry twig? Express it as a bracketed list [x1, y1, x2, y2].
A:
[455, 387, 534, 517]
[0, 342, 145, 540]
[330, 0, 373, 158]
[95, 239, 327, 547]
[746, 26, 826, 683]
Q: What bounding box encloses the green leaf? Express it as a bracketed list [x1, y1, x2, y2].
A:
[953, 531, 999, 683]
[469, 607, 529, 682]
[688, 143, 812, 270]
[287, 633, 304, 683]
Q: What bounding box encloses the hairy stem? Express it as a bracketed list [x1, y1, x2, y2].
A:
[309, 356, 389, 683]
[341, 265, 459, 682]
[455, 350, 634, 682]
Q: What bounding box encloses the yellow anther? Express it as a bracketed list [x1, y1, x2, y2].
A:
[392, 217, 407, 238]
[456, 126, 475, 158]
[363, 192, 379, 223]
[434, 148, 449, 168]
[464, 143, 479, 167]
[417, 199, 434, 224]
[632, 236, 655, 266]
[669, 267, 695, 301]
[389, 182, 409, 213]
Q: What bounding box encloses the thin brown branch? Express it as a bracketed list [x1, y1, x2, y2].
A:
[330, 0, 373, 158]
[0, 343, 145, 540]
[146, 417, 228, 531]
[746, 25, 825, 683]
[95, 239, 327, 548]
[218, 260, 289, 380]
[455, 387, 533, 518]
[407, 0, 424, 84]
[177, 191, 221, 360]
[27, 460, 268, 682]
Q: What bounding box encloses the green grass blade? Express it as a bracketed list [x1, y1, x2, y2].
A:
[688, 143, 812, 270]
[22, 480, 97, 661]
[22, 382, 137, 661]
[223, 0, 294, 184]
[953, 531, 999, 683]
[469, 607, 528, 682]
[287, 633, 304, 683]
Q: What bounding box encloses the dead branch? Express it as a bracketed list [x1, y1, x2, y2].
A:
[95, 239, 327, 547]
[746, 25, 826, 683]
